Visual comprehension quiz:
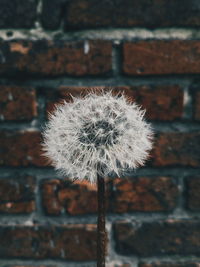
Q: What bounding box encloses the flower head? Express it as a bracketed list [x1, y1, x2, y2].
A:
[42, 90, 153, 183]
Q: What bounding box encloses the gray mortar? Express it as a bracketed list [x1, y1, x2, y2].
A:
[0, 28, 200, 41]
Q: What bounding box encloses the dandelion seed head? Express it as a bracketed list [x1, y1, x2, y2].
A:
[42, 90, 153, 183]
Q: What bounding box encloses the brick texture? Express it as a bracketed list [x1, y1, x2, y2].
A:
[152, 133, 200, 167]
[0, 0, 199, 265]
[46, 85, 184, 121]
[123, 41, 200, 75]
[7, 266, 57, 267]
[7, 266, 56, 267]
[65, 0, 200, 29]
[41, 179, 99, 215]
[0, 176, 35, 214]
[194, 91, 200, 120]
[114, 220, 200, 256]
[112, 177, 178, 212]
[186, 177, 200, 211]
[0, 40, 112, 76]
[42, 177, 178, 215]
[0, 225, 96, 260]
[139, 262, 200, 267]
[0, 86, 37, 121]
[0, 131, 46, 167]
[0, 0, 37, 28]
[41, 0, 63, 30]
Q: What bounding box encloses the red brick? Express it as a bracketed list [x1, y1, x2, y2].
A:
[194, 91, 200, 120]
[186, 177, 200, 211]
[0, 225, 96, 260]
[123, 41, 200, 75]
[42, 176, 178, 215]
[0, 86, 37, 121]
[139, 262, 200, 267]
[65, 0, 200, 29]
[0, 131, 47, 167]
[152, 133, 200, 167]
[0, 176, 35, 214]
[114, 220, 200, 256]
[42, 178, 112, 215]
[111, 265, 131, 267]
[46, 85, 184, 121]
[0, 40, 112, 76]
[112, 177, 178, 212]
[41, 0, 62, 30]
[0, 0, 37, 28]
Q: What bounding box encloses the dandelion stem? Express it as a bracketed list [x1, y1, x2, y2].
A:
[97, 173, 106, 267]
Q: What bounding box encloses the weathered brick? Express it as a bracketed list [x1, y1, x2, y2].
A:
[0, 131, 46, 167]
[186, 177, 200, 211]
[42, 176, 178, 215]
[112, 177, 178, 212]
[0, 225, 96, 260]
[0, 86, 37, 121]
[110, 265, 131, 267]
[7, 266, 57, 267]
[46, 85, 184, 121]
[139, 262, 200, 267]
[114, 220, 200, 256]
[123, 41, 200, 75]
[7, 266, 56, 267]
[65, 0, 200, 29]
[194, 91, 200, 120]
[0, 176, 35, 214]
[41, 0, 63, 30]
[42, 178, 112, 215]
[152, 133, 200, 167]
[0, 40, 112, 77]
[0, 0, 37, 28]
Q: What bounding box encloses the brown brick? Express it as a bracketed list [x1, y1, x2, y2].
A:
[0, 131, 47, 167]
[65, 0, 200, 29]
[152, 133, 200, 167]
[139, 262, 200, 267]
[0, 0, 37, 28]
[46, 85, 184, 121]
[0, 86, 37, 121]
[0, 40, 112, 76]
[41, 0, 63, 30]
[0, 225, 96, 260]
[42, 178, 112, 215]
[42, 176, 178, 215]
[130, 85, 183, 121]
[186, 177, 200, 211]
[123, 41, 200, 75]
[112, 177, 178, 212]
[0, 175, 35, 214]
[194, 91, 200, 120]
[110, 265, 131, 267]
[114, 220, 200, 256]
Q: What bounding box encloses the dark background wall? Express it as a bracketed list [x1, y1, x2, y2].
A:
[0, 0, 200, 266]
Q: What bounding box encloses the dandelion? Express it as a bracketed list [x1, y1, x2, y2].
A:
[42, 89, 153, 267]
[42, 90, 153, 183]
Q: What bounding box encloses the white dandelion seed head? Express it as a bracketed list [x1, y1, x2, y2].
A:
[42, 90, 153, 183]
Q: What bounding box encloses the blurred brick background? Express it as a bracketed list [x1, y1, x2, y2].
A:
[0, 0, 200, 267]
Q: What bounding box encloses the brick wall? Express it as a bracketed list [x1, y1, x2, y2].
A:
[0, 1, 200, 267]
